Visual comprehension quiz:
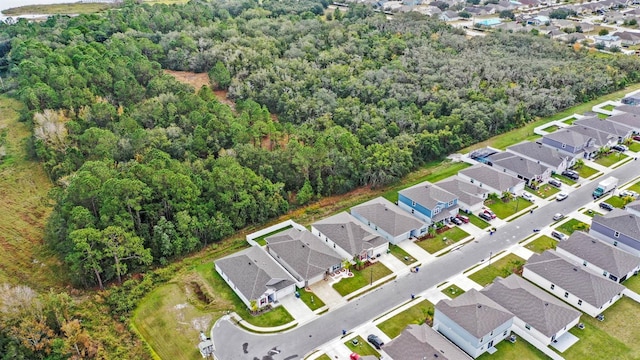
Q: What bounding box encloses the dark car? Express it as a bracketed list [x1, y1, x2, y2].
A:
[612, 144, 628, 152]
[457, 214, 470, 223]
[561, 170, 579, 180]
[478, 212, 493, 221]
[451, 217, 463, 225]
[551, 230, 568, 241]
[548, 179, 562, 188]
[600, 202, 615, 211]
[367, 334, 384, 349]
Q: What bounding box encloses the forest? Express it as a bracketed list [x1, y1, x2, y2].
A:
[1, 0, 640, 357]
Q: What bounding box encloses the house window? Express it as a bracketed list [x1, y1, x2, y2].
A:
[564, 292, 569, 298]
[411, 209, 415, 214]
[578, 300, 583, 306]
[491, 331, 494, 336]
[503, 330, 508, 336]
[448, 200, 454, 206]
[434, 207, 441, 214]
[480, 337, 483, 343]
[614, 241, 618, 247]
[614, 231, 620, 238]
[412, 201, 416, 206]
[562, 143, 566, 148]
[470, 179, 474, 183]
[603, 271, 608, 277]
[583, 261, 588, 267]
[525, 324, 531, 330]
[550, 284, 555, 290]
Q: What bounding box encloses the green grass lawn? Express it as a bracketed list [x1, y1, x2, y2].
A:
[563, 297, 640, 360]
[415, 227, 470, 254]
[441, 284, 466, 299]
[485, 197, 532, 218]
[542, 125, 559, 132]
[314, 355, 332, 360]
[623, 273, 640, 293]
[583, 209, 603, 217]
[573, 164, 599, 178]
[563, 117, 577, 125]
[524, 235, 557, 253]
[465, 211, 491, 229]
[594, 152, 628, 167]
[252, 225, 292, 246]
[627, 181, 640, 194]
[333, 262, 393, 296]
[556, 218, 589, 235]
[552, 173, 577, 185]
[597, 113, 610, 119]
[476, 335, 549, 360]
[526, 184, 560, 199]
[602, 104, 616, 111]
[468, 254, 525, 287]
[344, 336, 380, 357]
[605, 195, 626, 208]
[298, 287, 325, 311]
[389, 244, 417, 265]
[628, 141, 640, 152]
[377, 299, 434, 339]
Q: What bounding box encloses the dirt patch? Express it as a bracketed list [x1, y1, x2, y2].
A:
[163, 70, 210, 90]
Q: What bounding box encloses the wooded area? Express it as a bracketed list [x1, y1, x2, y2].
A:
[1, 0, 640, 357]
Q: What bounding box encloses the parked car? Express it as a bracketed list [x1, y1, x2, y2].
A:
[521, 192, 534, 201]
[561, 170, 579, 180]
[456, 214, 470, 223]
[479, 212, 493, 221]
[600, 202, 615, 211]
[556, 192, 569, 201]
[483, 209, 497, 219]
[548, 179, 562, 188]
[451, 217, 463, 225]
[553, 213, 564, 221]
[633, 135, 640, 141]
[367, 334, 384, 350]
[619, 190, 639, 198]
[612, 144, 628, 152]
[551, 230, 568, 241]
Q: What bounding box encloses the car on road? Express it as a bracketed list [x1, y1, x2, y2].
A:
[561, 170, 579, 180]
[483, 209, 497, 219]
[553, 213, 564, 221]
[451, 217, 463, 225]
[599, 202, 615, 211]
[556, 192, 569, 201]
[548, 179, 562, 188]
[551, 230, 568, 241]
[521, 192, 534, 201]
[612, 144, 628, 152]
[619, 190, 639, 198]
[367, 334, 384, 350]
[478, 212, 493, 221]
[456, 214, 470, 223]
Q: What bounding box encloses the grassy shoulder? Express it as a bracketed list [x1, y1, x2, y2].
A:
[1, 0, 187, 16]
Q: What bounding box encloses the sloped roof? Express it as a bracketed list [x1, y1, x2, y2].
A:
[592, 208, 640, 242]
[458, 164, 524, 192]
[524, 251, 625, 308]
[384, 324, 471, 360]
[350, 197, 427, 237]
[266, 228, 344, 281]
[567, 125, 616, 147]
[482, 275, 581, 337]
[558, 231, 640, 277]
[435, 289, 514, 338]
[312, 212, 388, 256]
[399, 181, 458, 210]
[543, 128, 592, 148]
[574, 117, 633, 138]
[507, 141, 568, 168]
[215, 247, 295, 301]
[436, 177, 487, 208]
[608, 111, 640, 129]
[626, 199, 640, 212]
[487, 152, 550, 180]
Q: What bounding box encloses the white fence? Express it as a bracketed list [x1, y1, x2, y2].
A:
[246, 220, 306, 246]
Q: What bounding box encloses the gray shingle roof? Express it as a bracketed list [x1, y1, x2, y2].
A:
[435, 289, 514, 338]
[215, 247, 295, 302]
[593, 208, 640, 242]
[574, 117, 632, 138]
[384, 324, 471, 360]
[487, 152, 550, 180]
[507, 141, 568, 168]
[482, 275, 581, 337]
[626, 199, 640, 212]
[399, 181, 458, 210]
[567, 125, 616, 147]
[458, 164, 524, 193]
[558, 231, 640, 278]
[543, 129, 592, 148]
[350, 197, 427, 237]
[266, 228, 343, 282]
[436, 177, 487, 209]
[312, 212, 388, 256]
[524, 251, 625, 308]
[613, 105, 640, 119]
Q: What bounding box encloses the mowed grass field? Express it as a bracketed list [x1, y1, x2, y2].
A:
[0, 97, 65, 288]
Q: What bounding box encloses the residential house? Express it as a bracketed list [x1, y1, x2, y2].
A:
[384, 324, 472, 360]
[574, 117, 633, 143]
[397, 181, 460, 225]
[458, 164, 525, 196]
[557, 32, 586, 43]
[608, 111, 640, 133]
[506, 141, 573, 174]
[625, 199, 640, 217]
[556, 231, 640, 283]
[265, 228, 344, 287]
[604, 11, 626, 24]
[553, 19, 577, 30]
[527, 15, 550, 25]
[436, 176, 490, 213]
[620, 95, 640, 107]
[440, 10, 460, 21]
[350, 197, 428, 245]
[482, 275, 581, 346]
[215, 246, 296, 310]
[416, 5, 442, 15]
[484, 152, 552, 186]
[590, 209, 640, 257]
[612, 31, 640, 46]
[547, 29, 565, 39]
[518, 0, 541, 8]
[312, 212, 389, 262]
[541, 128, 599, 159]
[577, 22, 595, 32]
[523, 250, 626, 317]
[567, 124, 619, 149]
[495, 21, 529, 32]
[594, 35, 622, 48]
[433, 289, 514, 358]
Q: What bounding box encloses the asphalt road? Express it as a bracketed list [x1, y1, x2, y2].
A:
[212, 159, 640, 360]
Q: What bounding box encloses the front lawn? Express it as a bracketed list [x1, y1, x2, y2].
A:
[415, 227, 470, 254]
[377, 299, 434, 339]
[476, 335, 549, 360]
[464, 211, 491, 229]
[556, 219, 589, 235]
[583, 209, 603, 217]
[628, 141, 640, 152]
[628, 181, 640, 194]
[542, 125, 559, 132]
[605, 196, 626, 209]
[333, 262, 393, 296]
[573, 164, 599, 178]
[524, 235, 557, 253]
[594, 152, 628, 167]
[344, 336, 380, 357]
[525, 184, 560, 199]
[441, 284, 465, 299]
[485, 197, 531, 219]
[468, 254, 525, 287]
[389, 244, 417, 265]
[298, 287, 325, 311]
[315, 355, 332, 360]
[552, 173, 577, 185]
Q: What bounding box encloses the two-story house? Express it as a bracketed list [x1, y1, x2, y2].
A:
[541, 128, 599, 159]
[433, 289, 514, 358]
[397, 181, 459, 225]
[457, 164, 525, 196]
[556, 231, 640, 283]
[350, 197, 428, 245]
[436, 177, 490, 214]
[485, 152, 553, 187]
[568, 124, 620, 149]
[574, 117, 633, 144]
[590, 209, 640, 257]
[523, 250, 626, 317]
[506, 141, 573, 174]
[608, 110, 640, 133]
[384, 324, 472, 360]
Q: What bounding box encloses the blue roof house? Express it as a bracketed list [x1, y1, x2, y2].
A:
[397, 181, 459, 226]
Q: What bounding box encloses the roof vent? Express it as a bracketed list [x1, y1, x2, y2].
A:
[477, 304, 482, 309]
[573, 268, 578, 271]
[248, 262, 252, 265]
[545, 302, 549, 307]
[341, 225, 345, 228]
[592, 240, 596, 244]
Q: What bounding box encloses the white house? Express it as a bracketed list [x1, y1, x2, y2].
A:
[457, 163, 526, 196]
[350, 197, 428, 245]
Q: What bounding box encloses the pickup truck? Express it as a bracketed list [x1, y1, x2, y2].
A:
[593, 177, 618, 199]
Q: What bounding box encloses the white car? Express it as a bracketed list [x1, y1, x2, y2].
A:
[619, 190, 639, 198]
[556, 192, 569, 201]
[553, 213, 564, 221]
[521, 192, 534, 201]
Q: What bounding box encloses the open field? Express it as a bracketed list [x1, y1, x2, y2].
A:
[1, 3, 116, 15]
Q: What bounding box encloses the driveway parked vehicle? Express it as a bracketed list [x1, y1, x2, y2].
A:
[451, 217, 463, 225]
[456, 214, 470, 223]
[483, 209, 497, 219]
[600, 202, 614, 211]
[521, 192, 534, 201]
[612, 144, 628, 152]
[551, 230, 568, 241]
[619, 190, 639, 198]
[367, 334, 384, 350]
[561, 170, 579, 180]
[633, 135, 640, 141]
[548, 179, 562, 188]
[479, 212, 493, 221]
